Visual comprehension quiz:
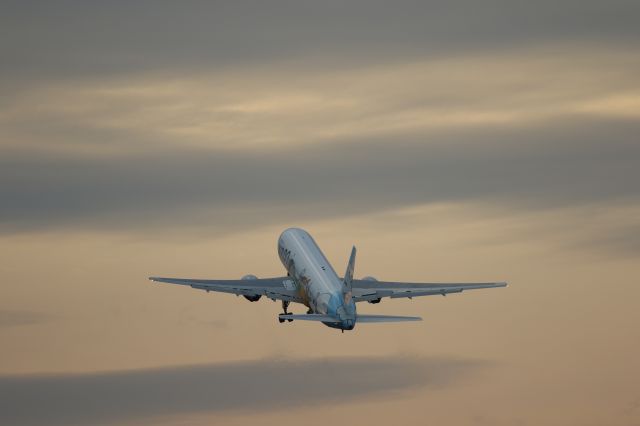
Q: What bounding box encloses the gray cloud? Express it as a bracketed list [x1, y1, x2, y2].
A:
[0, 356, 481, 426]
[1, 0, 639, 92]
[0, 310, 52, 327]
[1, 117, 639, 235]
[573, 222, 640, 256]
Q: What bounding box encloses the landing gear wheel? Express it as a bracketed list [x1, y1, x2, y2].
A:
[279, 301, 292, 323]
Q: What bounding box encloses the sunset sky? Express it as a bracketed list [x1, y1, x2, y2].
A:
[1, 1, 639, 425]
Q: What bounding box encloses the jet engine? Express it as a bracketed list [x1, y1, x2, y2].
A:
[362, 276, 381, 304]
[241, 274, 262, 302]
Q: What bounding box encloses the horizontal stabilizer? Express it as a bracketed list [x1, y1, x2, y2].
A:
[356, 314, 422, 323]
[279, 314, 340, 322]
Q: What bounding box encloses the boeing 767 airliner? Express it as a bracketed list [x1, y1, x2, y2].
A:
[150, 228, 506, 332]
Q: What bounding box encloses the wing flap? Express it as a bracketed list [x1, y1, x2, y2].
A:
[150, 276, 301, 303]
[352, 281, 507, 302]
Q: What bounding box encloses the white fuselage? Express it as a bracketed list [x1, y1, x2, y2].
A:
[278, 228, 356, 330]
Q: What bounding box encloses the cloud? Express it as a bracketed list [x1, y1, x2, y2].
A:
[0, 356, 482, 426]
[1, 116, 639, 235]
[0, 310, 52, 327]
[1, 0, 638, 91]
[1, 2, 638, 244]
[569, 217, 640, 257]
[4, 48, 639, 152]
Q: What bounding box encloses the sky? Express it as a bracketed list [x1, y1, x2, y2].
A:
[1, 1, 639, 425]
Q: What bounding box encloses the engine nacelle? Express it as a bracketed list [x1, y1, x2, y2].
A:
[362, 276, 381, 304]
[241, 275, 262, 302]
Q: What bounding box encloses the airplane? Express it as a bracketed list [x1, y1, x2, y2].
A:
[150, 227, 507, 332]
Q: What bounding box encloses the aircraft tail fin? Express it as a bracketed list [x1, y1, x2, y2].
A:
[343, 245, 356, 293]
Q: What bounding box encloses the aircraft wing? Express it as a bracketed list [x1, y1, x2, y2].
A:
[149, 276, 302, 303]
[351, 280, 507, 302]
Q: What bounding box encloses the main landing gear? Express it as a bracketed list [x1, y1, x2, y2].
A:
[278, 300, 293, 323]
